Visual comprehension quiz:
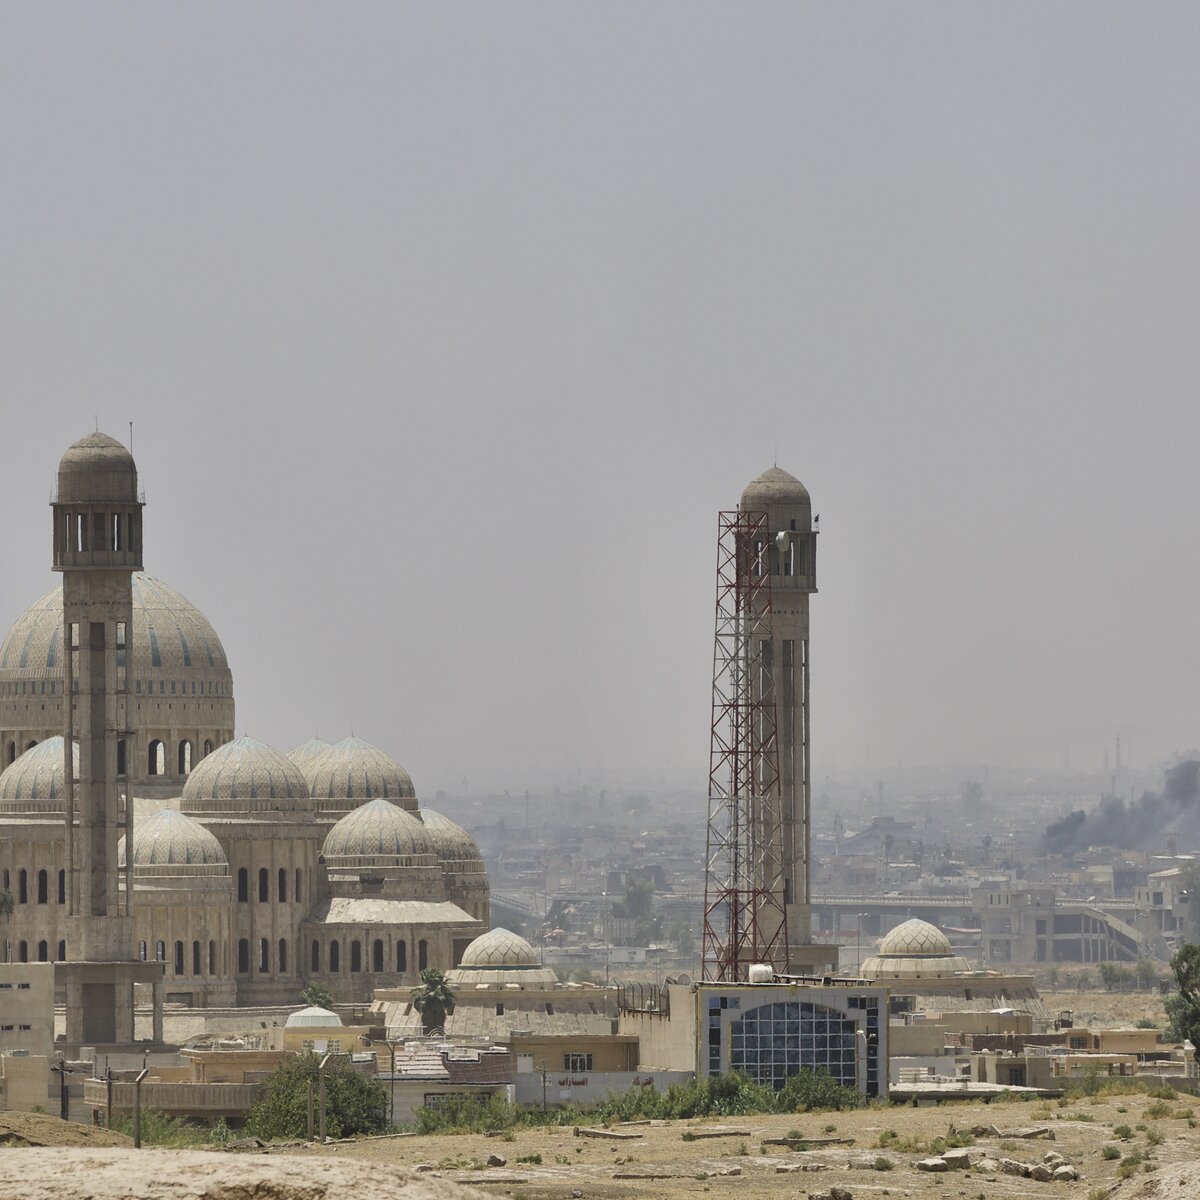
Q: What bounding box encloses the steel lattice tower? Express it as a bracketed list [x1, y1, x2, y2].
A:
[701, 510, 789, 981]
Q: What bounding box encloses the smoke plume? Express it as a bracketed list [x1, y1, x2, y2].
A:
[1044, 759, 1200, 853]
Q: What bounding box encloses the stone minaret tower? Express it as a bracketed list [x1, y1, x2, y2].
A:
[53, 432, 163, 1045]
[740, 467, 837, 974]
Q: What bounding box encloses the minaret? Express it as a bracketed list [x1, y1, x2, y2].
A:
[52, 432, 163, 1045]
[739, 467, 837, 974]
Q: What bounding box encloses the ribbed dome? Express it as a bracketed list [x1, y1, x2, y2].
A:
[287, 738, 332, 772]
[56, 432, 138, 504]
[0, 574, 231, 682]
[304, 736, 416, 810]
[0, 737, 77, 813]
[122, 808, 226, 867]
[459, 927, 536, 969]
[322, 798, 434, 860]
[878, 919, 953, 958]
[181, 736, 311, 815]
[419, 809, 483, 862]
[740, 466, 811, 510]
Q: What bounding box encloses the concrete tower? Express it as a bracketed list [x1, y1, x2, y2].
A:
[739, 467, 837, 974]
[52, 433, 163, 1046]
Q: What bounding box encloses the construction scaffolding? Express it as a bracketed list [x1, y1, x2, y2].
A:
[701, 510, 789, 982]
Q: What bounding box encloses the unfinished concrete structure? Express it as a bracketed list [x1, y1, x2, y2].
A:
[739, 467, 836, 974]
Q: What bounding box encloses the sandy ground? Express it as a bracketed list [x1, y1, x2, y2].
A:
[1041, 990, 1168, 1030]
[288, 1090, 1200, 1199]
[0, 1147, 484, 1200]
[0, 1110, 132, 1148]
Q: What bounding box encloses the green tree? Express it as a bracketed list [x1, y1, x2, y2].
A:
[1134, 959, 1159, 991]
[300, 981, 333, 1009]
[245, 1052, 387, 1140]
[1098, 962, 1134, 992]
[412, 967, 456, 1034]
[1168, 944, 1200, 1049]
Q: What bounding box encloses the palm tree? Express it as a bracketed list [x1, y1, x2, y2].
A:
[412, 968, 456, 1034]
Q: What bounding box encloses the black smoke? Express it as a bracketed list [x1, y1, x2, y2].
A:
[1044, 759, 1200, 853]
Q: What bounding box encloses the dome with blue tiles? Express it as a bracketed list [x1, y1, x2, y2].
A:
[180, 735, 312, 816]
[304, 736, 417, 814]
[0, 737, 78, 814]
[322, 797, 435, 861]
[121, 808, 226, 867]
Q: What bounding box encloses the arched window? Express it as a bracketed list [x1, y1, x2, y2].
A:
[18, 941, 28, 962]
[56, 940, 65, 961]
[278, 868, 287, 903]
[258, 868, 269, 902]
[237, 868, 248, 902]
[155, 940, 165, 962]
[192, 940, 201, 976]
[258, 938, 269, 973]
[350, 941, 362, 973]
[203, 739, 214, 756]
[18, 870, 27, 904]
[396, 940, 407, 972]
[37, 940, 48, 962]
[329, 940, 340, 973]
[139, 941, 147, 961]
[147, 740, 165, 776]
[37, 870, 47, 904]
[25, 740, 37, 752]
[311, 940, 321, 973]
[57, 869, 65, 905]
[418, 939, 428, 971]
[278, 938, 288, 973]
[4, 742, 13, 765]
[117, 739, 126, 776]
[174, 941, 184, 974]
[238, 939, 249, 974]
[372, 939, 384, 972]
[178, 740, 193, 775]
[2, 870, 8, 890]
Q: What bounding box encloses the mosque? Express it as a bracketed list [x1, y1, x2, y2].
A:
[0, 432, 490, 1009]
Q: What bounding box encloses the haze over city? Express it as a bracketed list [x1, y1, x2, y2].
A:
[4, 4, 1200, 792]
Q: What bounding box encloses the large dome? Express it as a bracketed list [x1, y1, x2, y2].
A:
[322, 798, 434, 861]
[56, 432, 138, 504]
[181, 735, 311, 816]
[0, 574, 232, 689]
[419, 809, 483, 863]
[740, 466, 811, 510]
[121, 808, 227, 867]
[459, 927, 537, 970]
[287, 738, 331, 772]
[878, 919, 954, 958]
[860, 919, 972, 981]
[0, 737, 77, 814]
[304, 736, 417, 814]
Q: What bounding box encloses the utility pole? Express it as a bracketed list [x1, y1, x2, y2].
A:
[133, 1068, 149, 1148]
[318, 1053, 331, 1144]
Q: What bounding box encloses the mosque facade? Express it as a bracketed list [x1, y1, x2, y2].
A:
[0, 433, 489, 1009]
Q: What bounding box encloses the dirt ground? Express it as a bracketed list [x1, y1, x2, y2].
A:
[289, 1090, 1200, 1199]
[0, 1110, 132, 1148]
[1041, 990, 1168, 1030]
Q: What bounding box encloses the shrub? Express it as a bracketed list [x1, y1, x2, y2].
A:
[1101, 1145, 1121, 1160]
[245, 1052, 388, 1141]
[1113, 1124, 1133, 1140]
[872, 1155, 895, 1171]
[110, 1109, 207, 1147]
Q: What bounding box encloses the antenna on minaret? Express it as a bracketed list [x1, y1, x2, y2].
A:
[129, 421, 134, 453]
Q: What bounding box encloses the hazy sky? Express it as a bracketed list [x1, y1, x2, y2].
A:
[3, 4, 1199, 791]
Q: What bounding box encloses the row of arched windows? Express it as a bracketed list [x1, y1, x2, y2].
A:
[236, 867, 301, 904]
[2, 868, 66, 905]
[145, 738, 212, 777]
[138, 938, 219, 977]
[5, 939, 65, 963]
[236, 937, 289, 975]
[308, 937, 427, 975]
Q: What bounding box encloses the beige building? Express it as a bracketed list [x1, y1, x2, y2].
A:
[0, 432, 491, 1016]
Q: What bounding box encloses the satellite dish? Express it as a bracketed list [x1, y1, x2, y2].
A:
[775, 531, 791, 553]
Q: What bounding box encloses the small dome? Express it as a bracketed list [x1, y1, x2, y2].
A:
[57, 432, 139, 505]
[878, 919, 953, 958]
[322, 798, 434, 860]
[181, 736, 311, 816]
[459, 927, 537, 970]
[124, 808, 226, 867]
[285, 1005, 343, 1029]
[304, 736, 416, 809]
[419, 809, 483, 863]
[740, 466, 811, 511]
[0, 738, 78, 813]
[287, 738, 332, 772]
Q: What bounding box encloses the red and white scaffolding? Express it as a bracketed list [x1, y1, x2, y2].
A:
[701, 510, 789, 982]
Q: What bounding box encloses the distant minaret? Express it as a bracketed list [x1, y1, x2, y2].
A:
[739, 468, 837, 974]
[52, 432, 162, 1046]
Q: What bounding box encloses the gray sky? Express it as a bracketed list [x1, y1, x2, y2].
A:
[2, 4, 1199, 792]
